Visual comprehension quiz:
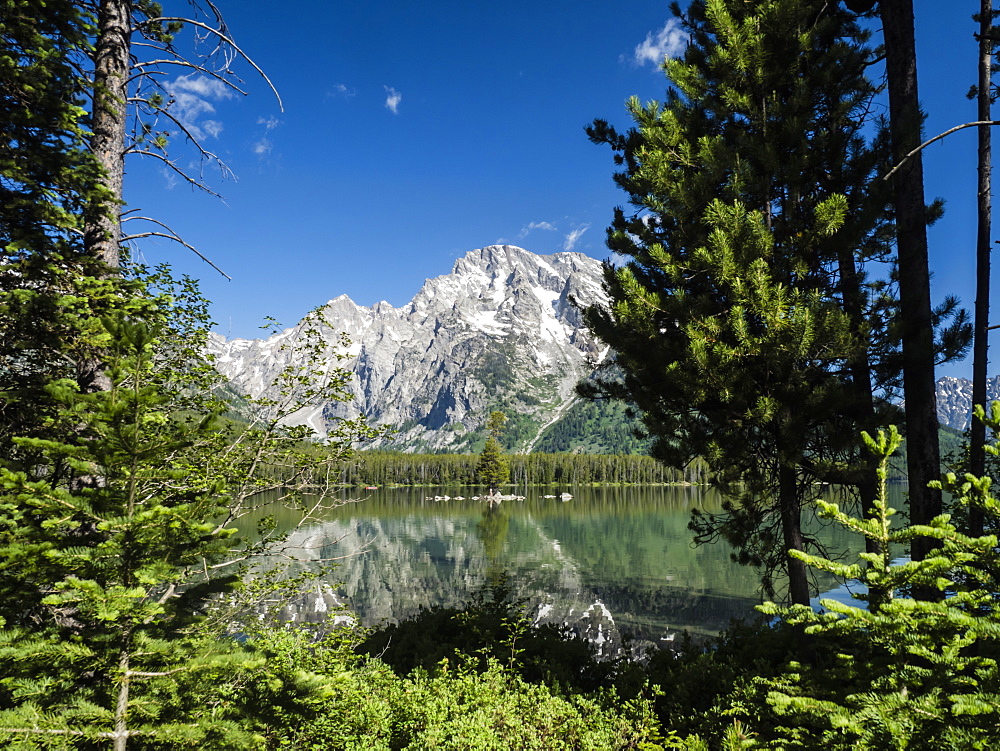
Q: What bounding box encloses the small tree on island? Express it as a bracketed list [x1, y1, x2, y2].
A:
[476, 411, 509, 496]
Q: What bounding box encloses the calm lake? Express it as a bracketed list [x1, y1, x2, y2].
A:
[248, 485, 886, 648]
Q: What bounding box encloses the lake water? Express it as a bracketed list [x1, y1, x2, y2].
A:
[247, 485, 878, 648]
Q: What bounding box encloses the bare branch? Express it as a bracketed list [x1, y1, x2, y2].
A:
[883, 120, 1000, 181]
[125, 148, 224, 197]
[126, 667, 188, 678]
[123, 103, 234, 183]
[129, 59, 249, 97]
[136, 17, 284, 111]
[121, 228, 232, 280]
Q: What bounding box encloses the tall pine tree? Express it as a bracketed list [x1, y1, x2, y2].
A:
[583, 0, 901, 604]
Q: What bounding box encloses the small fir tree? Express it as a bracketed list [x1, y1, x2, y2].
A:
[476, 411, 509, 495]
[757, 416, 1000, 747]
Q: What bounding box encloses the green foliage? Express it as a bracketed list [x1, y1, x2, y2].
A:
[476, 437, 509, 492]
[583, 0, 903, 602]
[0, 304, 252, 747]
[534, 394, 651, 455]
[0, 0, 106, 256]
[751, 418, 1000, 747]
[178, 607, 664, 751]
[385, 658, 659, 751]
[347, 450, 702, 486]
[0, 268, 377, 747]
[476, 411, 510, 493]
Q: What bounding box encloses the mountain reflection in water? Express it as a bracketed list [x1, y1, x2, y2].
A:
[240, 485, 866, 645]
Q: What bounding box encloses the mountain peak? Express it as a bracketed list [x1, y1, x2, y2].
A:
[936, 375, 1000, 431]
[208, 245, 608, 451]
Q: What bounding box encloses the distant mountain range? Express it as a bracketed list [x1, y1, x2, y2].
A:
[207, 243, 993, 451]
[208, 245, 642, 453]
[935, 376, 1000, 432]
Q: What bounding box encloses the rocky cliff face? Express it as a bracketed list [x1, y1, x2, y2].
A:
[936, 376, 1000, 431]
[207, 245, 609, 452]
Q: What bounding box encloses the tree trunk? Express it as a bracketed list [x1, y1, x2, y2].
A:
[77, 0, 130, 397]
[836, 240, 882, 557]
[86, 0, 130, 270]
[113, 629, 132, 751]
[880, 0, 943, 567]
[779, 463, 810, 606]
[970, 0, 993, 536]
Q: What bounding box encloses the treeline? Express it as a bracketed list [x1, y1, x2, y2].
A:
[342, 451, 709, 486]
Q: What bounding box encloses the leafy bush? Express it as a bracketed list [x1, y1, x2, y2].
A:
[220, 618, 661, 750]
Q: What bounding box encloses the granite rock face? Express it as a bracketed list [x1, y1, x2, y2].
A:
[207, 245, 609, 451]
[935, 375, 1000, 431]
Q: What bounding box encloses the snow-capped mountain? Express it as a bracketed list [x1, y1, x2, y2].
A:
[207, 245, 609, 451]
[935, 375, 1000, 432]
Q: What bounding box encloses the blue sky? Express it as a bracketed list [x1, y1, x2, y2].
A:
[124, 0, 988, 379]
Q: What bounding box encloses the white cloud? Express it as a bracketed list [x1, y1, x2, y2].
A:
[257, 115, 281, 131]
[328, 83, 357, 99]
[384, 86, 402, 114]
[518, 220, 558, 238]
[165, 74, 234, 140]
[202, 120, 223, 138]
[160, 167, 178, 190]
[563, 224, 590, 251]
[252, 138, 272, 156]
[170, 74, 233, 100]
[632, 18, 687, 68]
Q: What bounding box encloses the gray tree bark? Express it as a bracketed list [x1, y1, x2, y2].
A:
[881, 0, 943, 568]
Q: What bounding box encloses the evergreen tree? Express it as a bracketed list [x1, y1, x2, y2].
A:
[476, 411, 510, 495]
[0, 0, 113, 465]
[583, 0, 902, 604]
[758, 419, 1000, 747]
[0, 6, 370, 745]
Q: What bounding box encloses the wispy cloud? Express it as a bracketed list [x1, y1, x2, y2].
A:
[252, 138, 272, 156]
[328, 83, 356, 99]
[165, 74, 234, 139]
[202, 120, 223, 138]
[563, 224, 590, 251]
[518, 220, 558, 238]
[631, 18, 687, 68]
[160, 167, 178, 190]
[257, 115, 281, 131]
[384, 86, 402, 114]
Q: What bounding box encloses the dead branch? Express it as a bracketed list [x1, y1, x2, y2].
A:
[883, 120, 1000, 180]
[136, 16, 284, 112]
[120, 227, 231, 279]
[123, 99, 233, 179]
[129, 58, 250, 97]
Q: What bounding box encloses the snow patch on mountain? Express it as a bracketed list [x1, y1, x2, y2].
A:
[207, 245, 610, 451]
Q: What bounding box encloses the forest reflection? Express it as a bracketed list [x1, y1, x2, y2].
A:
[240, 484, 896, 642]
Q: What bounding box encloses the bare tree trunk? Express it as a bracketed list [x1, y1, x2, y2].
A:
[970, 0, 994, 537]
[113, 637, 132, 751]
[779, 463, 810, 606]
[836, 242, 882, 558]
[881, 0, 943, 570]
[78, 0, 130, 397]
[86, 0, 130, 270]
